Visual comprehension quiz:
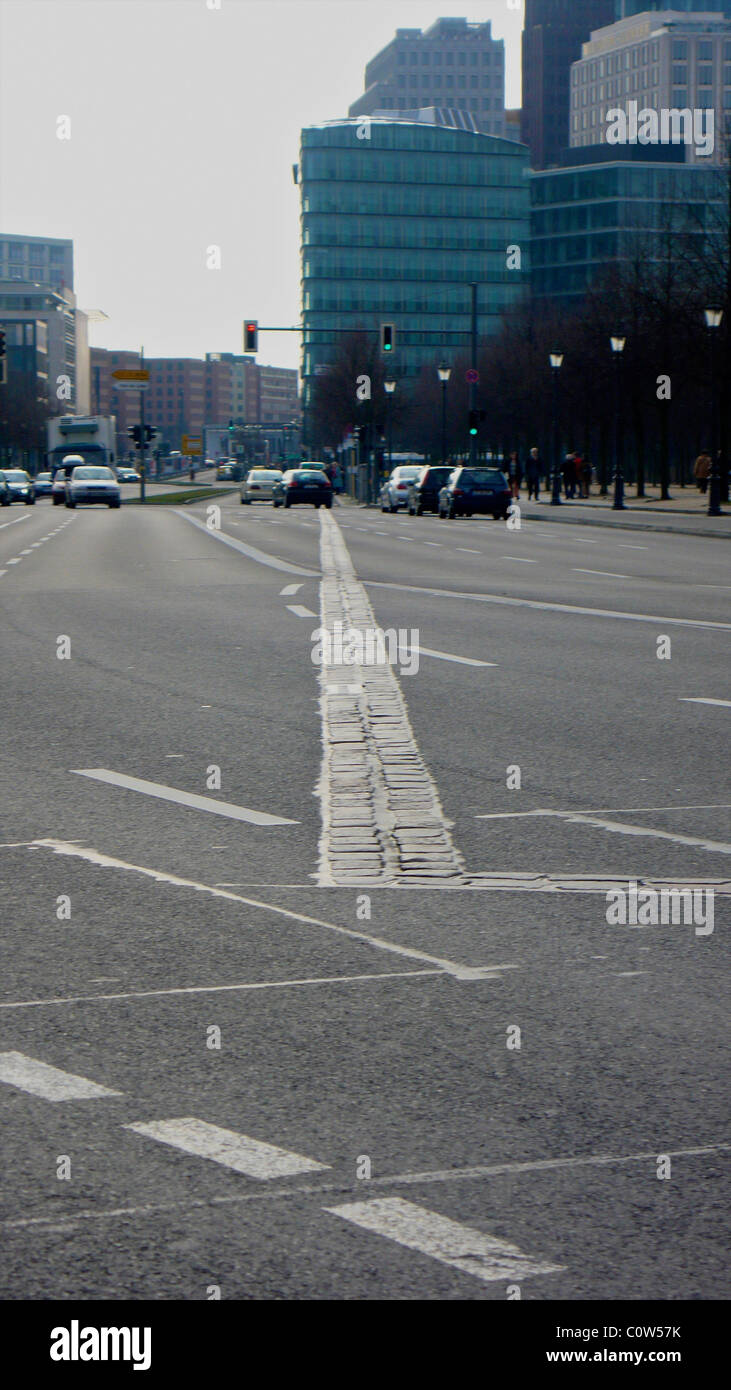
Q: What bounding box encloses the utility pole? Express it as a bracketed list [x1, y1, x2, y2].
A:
[469, 283, 477, 467]
[139, 346, 146, 504]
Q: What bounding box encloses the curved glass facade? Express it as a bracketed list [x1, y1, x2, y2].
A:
[300, 119, 530, 403]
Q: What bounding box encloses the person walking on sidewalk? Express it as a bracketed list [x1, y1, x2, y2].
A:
[694, 451, 712, 495]
[525, 447, 541, 501]
[507, 451, 521, 498]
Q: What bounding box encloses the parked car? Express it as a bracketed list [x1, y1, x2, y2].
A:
[272, 469, 332, 509]
[0, 468, 35, 504]
[379, 466, 422, 512]
[32, 471, 53, 497]
[0, 473, 10, 506]
[407, 465, 454, 516]
[438, 466, 512, 520]
[65, 465, 121, 509]
[241, 468, 282, 504]
[51, 455, 85, 505]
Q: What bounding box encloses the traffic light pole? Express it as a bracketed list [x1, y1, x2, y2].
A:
[139, 346, 146, 505]
[470, 283, 477, 467]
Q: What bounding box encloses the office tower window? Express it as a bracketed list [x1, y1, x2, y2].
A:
[697, 64, 713, 87]
[697, 41, 713, 62]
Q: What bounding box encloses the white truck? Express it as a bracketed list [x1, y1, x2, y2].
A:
[47, 415, 117, 475]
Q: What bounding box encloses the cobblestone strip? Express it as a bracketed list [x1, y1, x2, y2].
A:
[315, 511, 467, 887]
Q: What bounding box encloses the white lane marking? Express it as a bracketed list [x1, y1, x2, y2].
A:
[0, 570, 5, 578]
[0, 514, 30, 531]
[501, 556, 536, 563]
[280, 583, 303, 595]
[286, 603, 317, 618]
[29, 839, 507, 980]
[125, 1118, 330, 1179]
[423, 541, 442, 547]
[325, 1197, 563, 1285]
[0, 970, 443, 1012]
[615, 971, 648, 978]
[5, 1142, 727, 1233]
[6, 557, 22, 564]
[176, 510, 318, 577]
[476, 802, 731, 819]
[618, 544, 648, 550]
[679, 697, 731, 709]
[457, 548, 481, 554]
[572, 538, 598, 544]
[0, 1052, 121, 1101]
[70, 769, 298, 826]
[19, 549, 33, 555]
[366, 581, 731, 631]
[165, 754, 184, 758]
[417, 647, 496, 668]
[572, 568, 630, 579]
[507, 808, 731, 855]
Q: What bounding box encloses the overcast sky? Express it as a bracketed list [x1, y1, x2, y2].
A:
[0, 0, 525, 373]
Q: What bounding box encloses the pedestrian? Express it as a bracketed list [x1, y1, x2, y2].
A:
[693, 451, 711, 494]
[507, 451, 521, 498]
[525, 447, 541, 501]
[573, 452, 584, 498]
[562, 452, 576, 499]
[582, 456, 592, 498]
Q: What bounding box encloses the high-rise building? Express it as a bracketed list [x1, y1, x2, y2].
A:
[0, 280, 88, 413]
[349, 18, 507, 137]
[569, 7, 731, 163]
[0, 234, 73, 292]
[614, 3, 731, 16]
[299, 116, 530, 421]
[521, 0, 615, 168]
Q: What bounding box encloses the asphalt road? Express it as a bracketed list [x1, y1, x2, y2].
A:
[0, 491, 728, 1301]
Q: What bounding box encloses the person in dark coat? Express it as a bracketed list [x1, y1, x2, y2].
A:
[525, 447, 541, 501]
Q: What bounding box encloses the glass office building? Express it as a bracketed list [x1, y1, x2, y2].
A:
[531, 151, 725, 301]
[300, 117, 530, 415]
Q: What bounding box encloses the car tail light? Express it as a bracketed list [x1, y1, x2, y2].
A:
[323, 477, 331, 486]
[453, 488, 463, 496]
[396, 483, 407, 490]
[287, 480, 296, 488]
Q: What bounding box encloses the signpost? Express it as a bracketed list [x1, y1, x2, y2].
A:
[112, 369, 150, 391]
[181, 435, 202, 455]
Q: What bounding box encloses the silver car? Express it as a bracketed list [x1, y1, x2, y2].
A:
[241, 468, 282, 504]
[65, 465, 121, 509]
[379, 466, 421, 513]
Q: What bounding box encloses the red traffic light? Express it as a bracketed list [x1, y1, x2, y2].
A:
[244, 321, 258, 352]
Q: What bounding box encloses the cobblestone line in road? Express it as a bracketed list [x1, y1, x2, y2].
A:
[315, 511, 467, 887]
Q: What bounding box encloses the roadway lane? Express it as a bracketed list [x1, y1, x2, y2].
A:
[0, 493, 728, 1301]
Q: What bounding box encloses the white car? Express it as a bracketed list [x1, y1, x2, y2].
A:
[65, 465, 121, 509]
[379, 466, 421, 513]
[241, 468, 282, 503]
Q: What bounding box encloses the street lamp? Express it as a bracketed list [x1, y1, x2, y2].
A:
[384, 379, 396, 487]
[549, 352, 564, 505]
[437, 363, 451, 467]
[610, 335, 626, 510]
[704, 308, 724, 516]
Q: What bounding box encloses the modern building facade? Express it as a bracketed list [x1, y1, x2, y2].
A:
[530, 148, 724, 300]
[299, 117, 531, 417]
[570, 8, 731, 162]
[348, 18, 507, 137]
[615, 2, 731, 16]
[0, 280, 88, 413]
[0, 234, 73, 292]
[521, 0, 615, 168]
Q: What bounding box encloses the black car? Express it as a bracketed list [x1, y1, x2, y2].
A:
[0, 473, 10, 506]
[32, 471, 53, 497]
[273, 469, 333, 509]
[407, 465, 454, 515]
[0, 468, 35, 504]
[438, 467, 511, 519]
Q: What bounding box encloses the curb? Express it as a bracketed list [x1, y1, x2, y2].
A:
[347, 498, 728, 538]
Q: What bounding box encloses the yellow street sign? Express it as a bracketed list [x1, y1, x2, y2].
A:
[182, 435, 202, 454]
[112, 368, 150, 381]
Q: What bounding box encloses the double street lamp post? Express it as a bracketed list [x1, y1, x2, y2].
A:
[384, 379, 396, 500]
[705, 308, 724, 517]
[549, 352, 563, 505]
[611, 335, 626, 510]
[437, 363, 451, 466]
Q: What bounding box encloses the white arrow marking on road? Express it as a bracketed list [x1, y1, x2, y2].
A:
[0, 1052, 121, 1101]
[286, 603, 318, 617]
[679, 698, 731, 708]
[280, 583, 303, 595]
[416, 647, 496, 668]
[325, 1197, 564, 1285]
[70, 769, 298, 826]
[125, 1118, 329, 1179]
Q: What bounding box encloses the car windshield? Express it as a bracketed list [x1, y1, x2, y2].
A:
[74, 467, 114, 479]
[250, 472, 279, 481]
[5, 471, 30, 482]
[423, 468, 452, 485]
[460, 469, 505, 487]
[36, 473, 51, 481]
[394, 469, 419, 481]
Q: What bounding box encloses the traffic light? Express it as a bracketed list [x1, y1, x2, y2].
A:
[144, 425, 154, 442]
[381, 323, 395, 354]
[0, 329, 5, 384]
[468, 409, 486, 436]
[244, 321, 258, 352]
[0, 329, 5, 358]
[128, 424, 142, 448]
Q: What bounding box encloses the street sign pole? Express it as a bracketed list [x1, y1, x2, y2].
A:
[470, 283, 477, 468]
[138, 347, 146, 504]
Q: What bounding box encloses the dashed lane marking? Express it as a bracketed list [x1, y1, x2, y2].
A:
[286, 603, 318, 618]
[457, 548, 481, 554]
[324, 1197, 564, 1285]
[417, 647, 496, 668]
[70, 769, 298, 826]
[280, 583, 303, 595]
[474, 806, 731, 855]
[0, 1052, 121, 1101]
[572, 568, 630, 579]
[501, 556, 537, 563]
[125, 1118, 330, 1179]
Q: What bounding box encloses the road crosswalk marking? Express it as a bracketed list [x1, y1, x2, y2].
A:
[125, 1118, 330, 1178]
[325, 1197, 564, 1285]
[0, 1052, 121, 1101]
